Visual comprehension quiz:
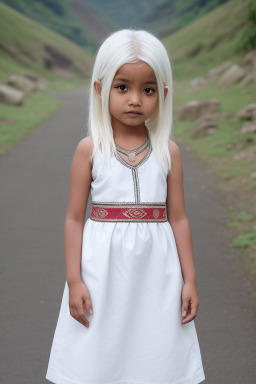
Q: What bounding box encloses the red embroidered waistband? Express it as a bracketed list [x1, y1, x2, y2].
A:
[90, 202, 168, 222]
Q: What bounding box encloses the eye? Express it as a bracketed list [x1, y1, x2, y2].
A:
[144, 87, 155, 94]
[116, 85, 127, 92]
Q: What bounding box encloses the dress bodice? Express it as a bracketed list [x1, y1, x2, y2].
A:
[90, 145, 168, 204]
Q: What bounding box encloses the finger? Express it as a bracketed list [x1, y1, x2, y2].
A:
[182, 298, 190, 318]
[78, 311, 89, 328]
[77, 303, 90, 327]
[182, 306, 197, 324]
[84, 297, 93, 315]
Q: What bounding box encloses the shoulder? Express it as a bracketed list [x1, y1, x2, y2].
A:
[75, 135, 94, 168]
[76, 135, 94, 154]
[168, 139, 181, 156]
[167, 139, 182, 164]
[167, 139, 183, 176]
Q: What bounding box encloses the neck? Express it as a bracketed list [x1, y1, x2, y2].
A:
[111, 119, 147, 140]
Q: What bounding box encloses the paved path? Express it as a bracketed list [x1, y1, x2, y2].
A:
[0, 87, 255, 383]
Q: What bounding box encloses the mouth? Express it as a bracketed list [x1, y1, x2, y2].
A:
[126, 111, 142, 117]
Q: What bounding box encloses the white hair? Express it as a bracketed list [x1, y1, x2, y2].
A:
[87, 29, 173, 175]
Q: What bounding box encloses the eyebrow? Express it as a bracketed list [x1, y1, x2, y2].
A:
[113, 77, 157, 85]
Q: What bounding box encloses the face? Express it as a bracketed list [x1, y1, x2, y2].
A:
[96, 61, 164, 131]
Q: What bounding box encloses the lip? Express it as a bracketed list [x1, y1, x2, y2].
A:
[126, 111, 142, 117]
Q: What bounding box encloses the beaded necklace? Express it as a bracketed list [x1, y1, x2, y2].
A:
[115, 129, 150, 163]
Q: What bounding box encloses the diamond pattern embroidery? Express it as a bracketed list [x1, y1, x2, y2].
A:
[123, 208, 148, 219]
[93, 208, 108, 218]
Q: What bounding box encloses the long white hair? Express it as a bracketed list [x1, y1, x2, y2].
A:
[87, 29, 173, 175]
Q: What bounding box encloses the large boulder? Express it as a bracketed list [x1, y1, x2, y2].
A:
[241, 122, 256, 134]
[0, 84, 25, 105]
[217, 64, 247, 89]
[23, 72, 47, 90]
[7, 74, 36, 94]
[239, 71, 256, 87]
[233, 145, 256, 162]
[178, 99, 220, 120]
[242, 50, 256, 72]
[205, 61, 233, 79]
[236, 103, 256, 121]
[189, 77, 208, 88]
[193, 113, 218, 138]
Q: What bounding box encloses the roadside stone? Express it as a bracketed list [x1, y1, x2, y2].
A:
[218, 64, 247, 89]
[7, 74, 36, 94]
[239, 71, 256, 87]
[241, 122, 256, 134]
[178, 99, 220, 120]
[236, 103, 256, 121]
[0, 84, 25, 105]
[205, 61, 233, 79]
[193, 113, 218, 138]
[233, 145, 256, 161]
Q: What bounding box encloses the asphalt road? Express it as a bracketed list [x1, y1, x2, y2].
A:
[0, 87, 255, 384]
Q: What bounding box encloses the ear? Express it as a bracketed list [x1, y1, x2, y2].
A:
[164, 86, 168, 100]
[94, 80, 102, 98]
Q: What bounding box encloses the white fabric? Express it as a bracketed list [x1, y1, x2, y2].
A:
[46, 149, 205, 384]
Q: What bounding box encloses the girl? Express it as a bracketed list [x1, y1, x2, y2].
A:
[46, 29, 205, 384]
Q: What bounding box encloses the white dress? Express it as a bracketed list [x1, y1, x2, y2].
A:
[46, 140, 206, 384]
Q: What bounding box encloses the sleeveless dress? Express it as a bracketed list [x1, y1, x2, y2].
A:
[45, 138, 206, 384]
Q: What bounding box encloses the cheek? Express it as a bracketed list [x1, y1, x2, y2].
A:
[146, 97, 158, 112]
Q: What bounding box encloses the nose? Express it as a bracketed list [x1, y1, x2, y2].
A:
[128, 91, 142, 106]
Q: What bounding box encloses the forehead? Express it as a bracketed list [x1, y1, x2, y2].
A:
[113, 61, 156, 81]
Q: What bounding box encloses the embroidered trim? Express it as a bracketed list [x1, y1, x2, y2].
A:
[113, 139, 153, 170]
[115, 129, 149, 157]
[132, 168, 141, 203]
[90, 202, 168, 223]
[91, 201, 166, 206]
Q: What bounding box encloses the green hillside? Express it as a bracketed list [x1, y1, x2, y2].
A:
[81, 0, 159, 29]
[0, 0, 113, 50]
[0, 2, 93, 84]
[143, 0, 229, 36]
[163, 0, 256, 276]
[163, 0, 250, 80]
[0, 1, 93, 157]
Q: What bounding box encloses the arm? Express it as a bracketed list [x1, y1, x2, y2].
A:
[166, 139, 199, 324]
[64, 136, 94, 328]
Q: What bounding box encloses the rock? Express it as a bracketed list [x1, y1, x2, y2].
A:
[23, 72, 47, 90]
[7, 74, 36, 94]
[250, 170, 256, 179]
[242, 50, 256, 72]
[178, 99, 220, 120]
[23, 72, 42, 82]
[236, 103, 256, 121]
[218, 64, 247, 89]
[241, 121, 256, 134]
[0, 84, 25, 105]
[233, 145, 256, 161]
[189, 77, 208, 87]
[239, 71, 256, 87]
[192, 114, 218, 138]
[205, 61, 233, 79]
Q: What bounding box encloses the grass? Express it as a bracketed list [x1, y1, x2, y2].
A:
[0, 78, 90, 156]
[0, 1, 92, 156]
[171, 72, 256, 291]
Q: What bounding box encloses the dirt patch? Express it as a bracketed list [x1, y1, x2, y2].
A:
[0, 118, 18, 126]
[14, 41, 36, 61]
[208, 35, 225, 50]
[44, 45, 73, 68]
[187, 43, 204, 58]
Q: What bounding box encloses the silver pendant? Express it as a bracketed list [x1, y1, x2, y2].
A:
[128, 151, 136, 162]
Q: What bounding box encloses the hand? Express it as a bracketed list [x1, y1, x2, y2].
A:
[181, 282, 199, 324]
[68, 280, 93, 328]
